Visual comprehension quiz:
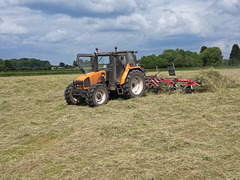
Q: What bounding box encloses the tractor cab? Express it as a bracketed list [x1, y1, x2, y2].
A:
[76, 48, 139, 90]
[77, 47, 138, 73]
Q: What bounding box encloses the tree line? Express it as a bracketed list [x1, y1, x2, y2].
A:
[138, 44, 240, 69]
[1, 44, 240, 72]
[0, 58, 51, 71]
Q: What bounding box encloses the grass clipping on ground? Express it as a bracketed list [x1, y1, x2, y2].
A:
[0, 69, 240, 179]
[194, 70, 239, 92]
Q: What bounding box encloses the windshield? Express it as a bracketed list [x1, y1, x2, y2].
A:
[77, 55, 110, 73]
[78, 56, 92, 73]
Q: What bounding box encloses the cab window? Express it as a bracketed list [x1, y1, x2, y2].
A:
[128, 52, 136, 66]
[98, 56, 110, 70]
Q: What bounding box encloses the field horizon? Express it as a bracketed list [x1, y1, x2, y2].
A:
[0, 69, 239, 179]
[1, 66, 240, 77]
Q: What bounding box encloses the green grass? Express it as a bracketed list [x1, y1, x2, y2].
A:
[0, 70, 82, 77]
[0, 69, 239, 179]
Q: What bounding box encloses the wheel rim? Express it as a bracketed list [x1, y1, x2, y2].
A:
[131, 75, 144, 95]
[70, 88, 78, 103]
[95, 89, 106, 104]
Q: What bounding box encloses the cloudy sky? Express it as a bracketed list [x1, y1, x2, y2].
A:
[0, 0, 240, 65]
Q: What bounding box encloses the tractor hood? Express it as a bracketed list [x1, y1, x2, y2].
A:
[75, 70, 106, 89]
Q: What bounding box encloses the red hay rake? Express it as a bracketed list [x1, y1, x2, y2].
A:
[145, 66, 207, 94]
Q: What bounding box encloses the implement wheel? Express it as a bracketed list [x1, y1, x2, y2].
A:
[123, 70, 146, 99]
[86, 84, 109, 107]
[185, 86, 194, 94]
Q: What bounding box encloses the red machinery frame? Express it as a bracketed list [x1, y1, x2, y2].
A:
[145, 66, 206, 94]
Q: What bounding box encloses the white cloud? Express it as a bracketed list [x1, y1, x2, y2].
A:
[211, 40, 228, 51]
[39, 29, 67, 43]
[88, 0, 137, 13]
[0, 17, 28, 34]
[114, 13, 150, 31]
[215, 0, 240, 13]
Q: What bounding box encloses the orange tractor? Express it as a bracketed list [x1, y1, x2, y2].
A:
[64, 47, 146, 107]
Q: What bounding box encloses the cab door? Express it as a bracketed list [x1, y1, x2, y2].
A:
[116, 54, 127, 83]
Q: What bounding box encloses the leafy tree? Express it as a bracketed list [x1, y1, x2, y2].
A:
[177, 49, 186, 57]
[147, 54, 157, 68]
[185, 51, 203, 67]
[229, 44, 240, 66]
[4, 60, 15, 71]
[139, 48, 204, 68]
[138, 56, 148, 68]
[174, 54, 185, 67]
[162, 49, 176, 64]
[200, 47, 223, 66]
[156, 56, 169, 68]
[65, 64, 70, 69]
[0, 59, 4, 71]
[42, 61, 51, 70]
[200, 46, 208, 53]
[139, 55, 157, 69]
[73, 60, 78, 66]
[59, 62, 65, 67]
[0, 58, 52, 71]
[137, 47, 222, 69]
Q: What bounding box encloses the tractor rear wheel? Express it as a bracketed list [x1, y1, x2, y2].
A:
[64, 83, 84, 105]
[123, 70, 146, 99]
[86, 84, 109, 107]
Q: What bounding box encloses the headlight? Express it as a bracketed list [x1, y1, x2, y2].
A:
[73, 81, 83, 87]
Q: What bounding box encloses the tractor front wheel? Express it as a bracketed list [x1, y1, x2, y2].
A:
[86, 84, 109, 107]
[123, 70, 146, 99]
[64, 83, 84, 105]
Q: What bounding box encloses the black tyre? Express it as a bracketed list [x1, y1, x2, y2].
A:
[86, 84, 109, 107]
[185, 86, 194, 94]
[64, 83, 84, 105]
[154, 86, 161, 94]
[123, 70, 146, 99]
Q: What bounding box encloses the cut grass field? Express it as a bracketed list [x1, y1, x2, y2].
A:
[0, 69, 239, 179]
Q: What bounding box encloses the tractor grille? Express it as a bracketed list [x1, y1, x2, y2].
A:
[73, 81, 83, 88]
